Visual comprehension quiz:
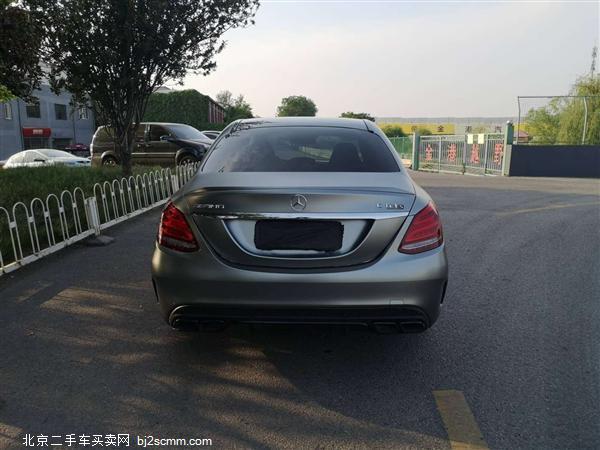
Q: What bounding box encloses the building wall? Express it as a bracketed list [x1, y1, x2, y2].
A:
[0, 85, 96, 161]
[509, 144, 600, 178]
[144, 89, 226, 130]
[207, 98, 225, 124]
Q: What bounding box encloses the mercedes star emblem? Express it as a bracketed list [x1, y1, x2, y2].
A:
[291, 194, 308, 211]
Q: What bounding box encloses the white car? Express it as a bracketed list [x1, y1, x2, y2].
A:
[200, 130, 221, 140]
[3, 149, 91, 169]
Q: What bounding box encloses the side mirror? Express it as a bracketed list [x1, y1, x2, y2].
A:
[34, 158, 47, 163]
[160, 135, 172, 142]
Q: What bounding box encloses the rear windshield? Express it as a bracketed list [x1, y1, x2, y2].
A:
[202, 126, 399, 172]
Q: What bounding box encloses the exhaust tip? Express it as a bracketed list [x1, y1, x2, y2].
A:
[171, 318, 229, 332]
[371, 320, 428, 334]
[171, 318, 199, 332]
[398, 321, 428, 333]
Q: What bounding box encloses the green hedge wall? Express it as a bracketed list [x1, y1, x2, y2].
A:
[143, 90, 226, 131]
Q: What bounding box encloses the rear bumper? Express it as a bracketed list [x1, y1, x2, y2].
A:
[151, 240, 448, 330]
[168, 304, 433, 332]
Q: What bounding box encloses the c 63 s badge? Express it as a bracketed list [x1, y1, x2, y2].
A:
[377, 202, 404, 210]
[195, 204, 225, 210]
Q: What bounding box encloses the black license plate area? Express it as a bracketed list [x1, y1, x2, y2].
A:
[254, 220, 343, 251]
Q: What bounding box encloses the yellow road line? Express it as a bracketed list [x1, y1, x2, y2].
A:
[497, 201, 600, 216]
[433, 390, 489, 450]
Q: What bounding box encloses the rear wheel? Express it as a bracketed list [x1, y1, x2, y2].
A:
[178, 154, 198, 166]
[102, 156, 118, 167]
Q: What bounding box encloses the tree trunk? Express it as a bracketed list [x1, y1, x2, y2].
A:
[122, 142, 133, 177]
[121, 126, 135, 177]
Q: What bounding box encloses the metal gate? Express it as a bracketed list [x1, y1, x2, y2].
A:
[417, 134, 505, 175]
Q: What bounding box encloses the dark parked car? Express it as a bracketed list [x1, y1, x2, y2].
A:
[152, 117, 448, 333]
[90, 123, 212, 167]
[201, 130, 221, 140]
[65, 143, 90, 157]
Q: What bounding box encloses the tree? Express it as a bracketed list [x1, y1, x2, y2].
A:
[557, 75, 600, 144]
[215, 90, 234, 110]
[0, 84, 12, 103]
[340, 111, 374, 121]
[0, 1, 43, 102]
[379, 124, 406, 138]
[525, 76, 600, 145]
[216, 90, 253, 122]
[525, 48, 600, 145]
[277, 95, 317, 117]
[27, 0, 259, 175]
[525, 101, 561, 144]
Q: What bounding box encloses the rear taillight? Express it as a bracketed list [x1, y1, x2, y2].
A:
[399, 202, 443, 254]
[158, 202, 199, 252]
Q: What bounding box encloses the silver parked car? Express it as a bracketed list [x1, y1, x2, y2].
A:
[3, 149, 91, 168]
[152, 118, 448, 333]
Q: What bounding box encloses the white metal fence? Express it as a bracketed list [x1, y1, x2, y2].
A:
[0, 163, 200, 277]
[417, 134, 505, 175]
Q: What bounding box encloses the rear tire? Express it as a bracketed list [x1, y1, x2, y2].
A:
[178, 154, 197, 166]
[102, 156, 118, 167]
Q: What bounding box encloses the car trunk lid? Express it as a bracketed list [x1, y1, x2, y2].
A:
[185, 172, 415, 269]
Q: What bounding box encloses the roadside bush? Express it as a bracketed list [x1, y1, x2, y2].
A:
[0, 166, 160, 268]
[380, 124, 406, 137]
[0, 166, 156, 210]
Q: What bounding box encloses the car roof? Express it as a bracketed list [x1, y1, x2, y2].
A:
[235, 117, 370, 130]
[15, 149, 56, 153]
[7, 149, 47, 159]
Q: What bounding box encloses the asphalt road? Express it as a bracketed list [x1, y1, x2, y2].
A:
[0, 172, 599, 449]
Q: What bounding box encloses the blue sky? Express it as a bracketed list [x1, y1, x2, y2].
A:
[182, 1, 600, 118]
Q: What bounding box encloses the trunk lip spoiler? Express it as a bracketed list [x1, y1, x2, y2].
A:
[192, 211, 409, 220]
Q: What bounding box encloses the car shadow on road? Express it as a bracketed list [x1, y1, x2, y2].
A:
[0, 273, 451, 448]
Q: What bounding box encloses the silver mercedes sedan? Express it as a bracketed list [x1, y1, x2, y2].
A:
[151, 117, 448, 333]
